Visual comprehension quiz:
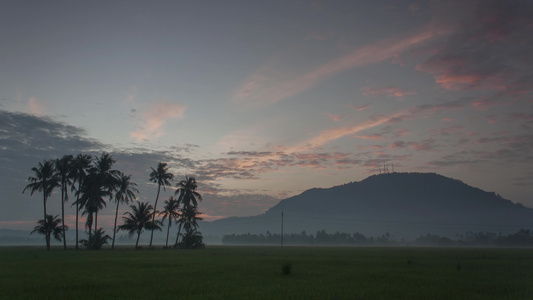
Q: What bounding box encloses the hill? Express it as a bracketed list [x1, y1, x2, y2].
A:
[202, 172, 533, 238]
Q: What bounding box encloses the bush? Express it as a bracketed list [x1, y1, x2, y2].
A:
[282, 263, 291, 275]
[81, 228, 111, 250]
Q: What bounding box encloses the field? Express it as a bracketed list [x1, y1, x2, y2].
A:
[1, 246, 533, 299]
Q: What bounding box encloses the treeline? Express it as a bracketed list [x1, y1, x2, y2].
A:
[222, 229, 533, 246]
[23, 153, 204, 250]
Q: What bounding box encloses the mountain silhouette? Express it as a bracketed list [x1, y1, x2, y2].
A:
[202, 172, 533, 238]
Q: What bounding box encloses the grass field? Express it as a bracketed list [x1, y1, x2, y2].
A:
[1, 246, 533, 299]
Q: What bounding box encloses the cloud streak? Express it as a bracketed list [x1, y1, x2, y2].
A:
[130, 101, 186, 142]
[233, 29, 441, 106]
[361, 86, 417, 100]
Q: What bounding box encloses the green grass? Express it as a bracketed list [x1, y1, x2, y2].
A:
[1, 246, 533, 299]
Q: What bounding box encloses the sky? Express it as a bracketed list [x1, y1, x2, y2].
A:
[1, 0, 533, 232]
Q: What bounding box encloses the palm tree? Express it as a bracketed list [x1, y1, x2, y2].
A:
[77, 172, 109, 237]
[118, 201, 161, 248]
[111, 172, 138, 250]
[31, 215, 67, 246]
[159, 197, 180, 248]
[175, 176, 202, 210]
[175, 206, 203, 248]
[92, 152, 119, 190]
[54, 154, 73, 250]
[70, 153, 92, 249]
[174, 176, 203, 247]
[23, 160, 60, 250]
[86, 153, 119, 230]
[148, 162, 174, 247]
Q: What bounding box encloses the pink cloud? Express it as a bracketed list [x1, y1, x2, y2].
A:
[361, 86, 417, 99]
[354, 134, 385, 141]
[233, 28, 440, 105]
[326, 113, 344, 121]
[130, 101, 186, 142]
[486, 115, 499, 124]
[389, 139, 437, 152]
[417, 1, 533, 105]
[28, 97, 48, 115]
[431, 125, 465, 136]
[393, 129, 409, 137]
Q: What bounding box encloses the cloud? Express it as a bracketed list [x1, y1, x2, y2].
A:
[417, 0, 533, 106]
[353, 105, 370, 111]
[486, 115, 499, 124]
[389, 139, 437, 152]
[361, 86, 417, 100]
[300, 99, 468, 151]
[28, 97, 48, 115]
[233, 28, 441, 106]
[427, 151, 484, 167]
[130, 101, 186, 142]
[0, 109, 205, 229]
[430, 125, 465, 136]
[326, 113, 344, 121]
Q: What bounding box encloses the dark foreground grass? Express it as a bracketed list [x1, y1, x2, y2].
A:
[1, 246, 533, 299]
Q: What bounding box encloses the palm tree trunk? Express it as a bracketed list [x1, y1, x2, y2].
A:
[61, 185, 67, 250]
[112, 200, 120, 250]
[95, 211, 98, 232]
[75, 187, 80, 250]
[149, 185, 161, 247]
[175, 224, 182, 246]
[135, 230, 141, 248]
[43, 193, 50, 250]
[165, 218, 171, 248]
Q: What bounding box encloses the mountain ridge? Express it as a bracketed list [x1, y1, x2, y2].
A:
[202, 172, 533, 238]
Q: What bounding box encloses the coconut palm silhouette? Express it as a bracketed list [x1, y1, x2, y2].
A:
[148, 162, 174, 247]
[119, 201, 161, 249]
[23, 160, 59, 250]
[159, 196, 180, 248]
[111, 172, 138, 249]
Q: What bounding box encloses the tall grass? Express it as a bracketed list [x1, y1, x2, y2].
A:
[1, 246, 532, 299]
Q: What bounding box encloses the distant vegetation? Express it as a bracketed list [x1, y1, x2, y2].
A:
[222, 229, 533, 247]
[23, 153, 204, 250]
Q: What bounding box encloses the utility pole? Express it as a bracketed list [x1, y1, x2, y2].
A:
[281, 209, 284, 248]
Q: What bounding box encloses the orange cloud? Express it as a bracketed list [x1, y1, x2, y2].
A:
[233, 29, 439, 106]
[130, 101, 185, 142]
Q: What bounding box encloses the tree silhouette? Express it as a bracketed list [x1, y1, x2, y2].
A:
[23, 160, 60, 250]
[76, 172, 109, 237]
[31, 215, 67, 246]
[175, 206, 204, 249]
[81, 228, 111, 250]
[159, 197, 180, 248]
[118, 201, 161, 249]
[54, 154, 73, 250]
[111, 172, 138, 250]
[175, 176, 202, 209]
[70, 153, 92, 250]
[174, 176, 204, 248]
[148, 162, 174, 247]
[86, 153, 118, 230]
